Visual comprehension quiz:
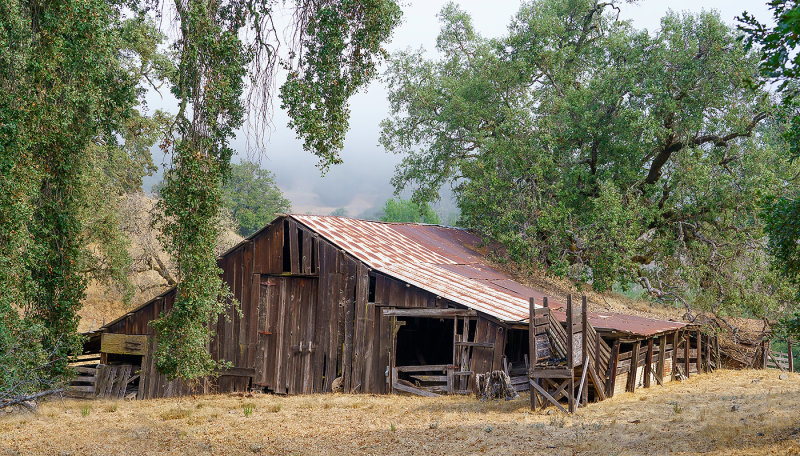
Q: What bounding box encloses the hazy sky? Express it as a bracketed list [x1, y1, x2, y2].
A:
[144, 0, 773, 217]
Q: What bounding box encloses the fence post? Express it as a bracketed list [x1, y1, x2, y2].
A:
[788, 339, 794, 373]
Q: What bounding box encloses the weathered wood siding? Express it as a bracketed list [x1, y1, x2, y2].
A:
[98, 216, 509, 398]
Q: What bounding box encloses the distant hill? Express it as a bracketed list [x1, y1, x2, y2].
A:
[78, 193, 243, 332]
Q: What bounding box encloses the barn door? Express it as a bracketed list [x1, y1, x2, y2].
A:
[254, 276, 317, 394]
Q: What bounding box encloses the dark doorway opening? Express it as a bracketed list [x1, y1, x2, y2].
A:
[395, 317, 454, 367]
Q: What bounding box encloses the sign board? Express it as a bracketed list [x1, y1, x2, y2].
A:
[100, 333, 149, 356]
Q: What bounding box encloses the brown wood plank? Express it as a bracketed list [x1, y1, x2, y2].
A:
[627, 341, 641, 392]
[324, 272, 342, 392]
[301, 228, 312, 274]
[644, 338, 654, 388]
[351, 264, 369, 393]
[288, 220, 299, 274]
[379, 310, 392, 394]
[341, 259, 356, 393]
[274, 278, 289, 394]
[696, 329, 703, 374]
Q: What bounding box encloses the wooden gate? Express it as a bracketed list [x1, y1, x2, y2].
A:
[254, 276, 318, 394]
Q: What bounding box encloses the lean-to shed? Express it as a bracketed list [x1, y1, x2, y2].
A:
[82, 215, 705, 400]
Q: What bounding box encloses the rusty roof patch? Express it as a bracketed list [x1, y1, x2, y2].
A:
[291, 215, 686, 337]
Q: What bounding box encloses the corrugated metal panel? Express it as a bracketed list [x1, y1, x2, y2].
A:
[291, 215, 686, 336]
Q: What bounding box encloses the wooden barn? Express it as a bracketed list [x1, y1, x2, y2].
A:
[79, 215, 716, 404]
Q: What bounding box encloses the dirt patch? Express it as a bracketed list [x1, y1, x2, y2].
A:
[2, 369, 798, 455]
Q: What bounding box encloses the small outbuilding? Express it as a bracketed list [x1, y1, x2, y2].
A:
[81, 215, 715, 401]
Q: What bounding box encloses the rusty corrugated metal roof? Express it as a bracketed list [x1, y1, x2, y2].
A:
[291, 215, 685, 337]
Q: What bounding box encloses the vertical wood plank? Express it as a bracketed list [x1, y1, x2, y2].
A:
[606, 340, 620, 398]
[657, 335, 666, 385]
[627, 341, 641, 393]
[352, 265, 369, 393]
[301, 229, 312, 274]
[529, 297, 536, 410]
[644, 338, 653, 388]
[288, 219, 299, 274]
[696, 329, 703, 374]
[684, 331, 690, 378]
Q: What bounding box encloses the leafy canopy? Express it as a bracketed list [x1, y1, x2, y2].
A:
[222, 161, 291, 237]
[380, 198, 440, 224]
[382, 0, 796, 322]
[740, 0, 800, 337]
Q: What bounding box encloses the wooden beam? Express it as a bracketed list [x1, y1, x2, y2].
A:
[789, 339, 794, 373]
[392, 382, 440, 397]
[588, 360, 606, 401]
[656, 335, 666, 386]
[606, 340, 620, 398]
[644, 338, 654, 388]
[529, 379, 568, 414]
[684, 331, 691, 378]
[627, 341, 641, 393]
[395, 364, 452, 372]
[696, 329, 703, 374]
[381, 308, 477, 317]
[566, 295, 575, 413]
[576, 356, 589, 408]
[581, 296, 589, 406]
[529, 297, 536, 410]
[672, 330, 680, 381]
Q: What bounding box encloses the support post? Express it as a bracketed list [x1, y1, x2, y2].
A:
[566, 295, 575, 413]
[529, 297, 536, 410]
[696, 329, 703, 374]
[627, 341, 641, 392]
[606, 340, 620, 398]
[684, 331, 690, 378]
[672, 330, 679, 381]
[657, 335, 666, 385]
[788, 339, 794, 373]
[581, 296, 588, 406]
[644, 338, 653, 388]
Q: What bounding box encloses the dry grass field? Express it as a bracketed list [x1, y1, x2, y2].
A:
[2, 369, 799, 455]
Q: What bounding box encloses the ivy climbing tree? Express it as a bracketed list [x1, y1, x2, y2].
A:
[0, 0, 164, 402]
[151, 0, 401, 380]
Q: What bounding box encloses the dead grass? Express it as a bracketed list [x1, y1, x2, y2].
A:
[2, 369, 799, 455]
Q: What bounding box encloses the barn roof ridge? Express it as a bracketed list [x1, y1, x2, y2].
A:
[90, 214, 687, 338]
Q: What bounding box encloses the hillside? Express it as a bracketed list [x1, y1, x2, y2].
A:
[78, 193, 243, 333]
[2, 369, 798, 455]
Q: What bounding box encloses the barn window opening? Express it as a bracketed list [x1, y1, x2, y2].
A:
[310, 238, 316, 274]
[297, 228, 304, 270]
[395, 317, 454, 367]
[282, 220, 291, 272]
[368, 275, 376, 302]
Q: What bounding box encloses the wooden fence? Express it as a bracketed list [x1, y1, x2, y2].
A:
[763, 339, 794, 372]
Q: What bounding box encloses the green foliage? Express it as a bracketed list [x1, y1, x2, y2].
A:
[153, 0, 401, 380]
[330, 207, 349, 217]
[0, 0, 162, 391]
[153, 0, 247, 380]
[280, 0, 403, 171]
[740, 1, 800, 337]
[222, 161, 291, 236]
[380, 198, 440, 224]
[382, 1, 796, 321]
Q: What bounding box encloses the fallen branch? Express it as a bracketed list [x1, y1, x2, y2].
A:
[0, 389, 64, 412]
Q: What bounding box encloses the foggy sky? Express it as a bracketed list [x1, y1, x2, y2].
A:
[143, 0, 772, 218]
